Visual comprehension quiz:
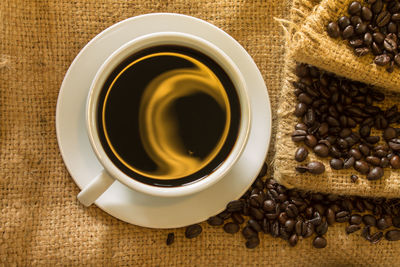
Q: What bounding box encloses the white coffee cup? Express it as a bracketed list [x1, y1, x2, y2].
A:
[77, 32, 251, 206]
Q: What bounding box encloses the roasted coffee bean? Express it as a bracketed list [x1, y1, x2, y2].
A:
[355, 23, 368, 35]
[289, 234, 298, 247]
[349, 148, 362, 160]
[325, 208, 335, 225]
[232, 212, 244, 224]
[388, 1, 400, 13]
[343, 25, 355, 39]
[339, 128, 352, 138]
[295, 147, 308, 162]
[393, 217, 400, 228]
[327, 22, 341, 38]
[309, 211, 322, 226]
[346, 224, 361, 234]
[185, 224, 202, 239]
[304, 108, 316, 126]
[263, 199, 276, 213]
[377, 11, 391, 27]
[218, 210, 232, 220]
[316, 221, 328, 235]
[354, 160, 370, 174]
[247, 219, 261, 233]
[336, 211, 350, 223]
[295, 220, 305, 236]
[207, 216, 224, 226]
[314, 144, 329, 157]
[363, 215, 377, 226]
[298, 93, 313, 105]
[242, 226, 257, 239]
[388, 139, 400, 150]
[390, 155, 400, 168]
[227, 200, 244, 212]
[369, 231, 383, 244]
[367, 166, 384, 180]
[350, 15, 362, 26]
[305, 134, 318, 148]
[262, 219, 270, 234]
[362, 226, 371, 240]
[393, 12, 400, 21]
[351, 174, 359, 183]
[344, 157, 356, 169]
[359, 125, 372, 137]
[348, 1, 362, 15]
[271, 221, 280, 237]
[306, 161, 325, 174]
[295, 123, 308, 131]
[330, 158, 344, 170]
[286, 204, 299, 218]
[385, 230, 400, 241]
[313, 236, 327, 248]
[374, 54, 391, 66]
[250, 207, 264, 220]
[285, 219, 296, 233]
[338, 16, 351, 29]
[388, 22, 397, 33]
[380, 157, 389, 168]
[166, 233, 174, 245]
[245, 236, 260, 249]
[359, 144, 370, 156]
[361, 6, 373, 21]
[371, 42, 382, 55]
[295, 64, 309, 77]
[363, 32, 373, 46]
[384, 127, 397, 140]
[377, 218, 390, 230]
[294, 102, 308, 117]
[366, 156, 381, 166]
[304, 222, 315, 238]
[224, 222, 240, 234]
[384, 37, 397, 53]
[373, 32, 385, 44]
[278, 212, 289, 225]
[372, 0, 383, 14]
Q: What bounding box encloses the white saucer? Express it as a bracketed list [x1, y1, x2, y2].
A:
[56, 13, 271, 228]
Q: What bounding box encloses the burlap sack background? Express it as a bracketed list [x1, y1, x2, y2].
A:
[291, 0, 400, 91]
[274, 0, 400, 198]
[1, 0, 400, 266]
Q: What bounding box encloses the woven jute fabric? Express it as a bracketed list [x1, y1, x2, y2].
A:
[1, 0, 400, 265]
[291, 0, 400, 91]
[274, 0, 400, 198]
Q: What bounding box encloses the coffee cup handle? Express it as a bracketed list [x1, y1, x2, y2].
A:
[77, 170, 115, 207]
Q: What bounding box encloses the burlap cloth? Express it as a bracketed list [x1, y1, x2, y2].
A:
[291, 0, 400, 91]
[274, 0, 400, 198]
[1, 0, 400, 266]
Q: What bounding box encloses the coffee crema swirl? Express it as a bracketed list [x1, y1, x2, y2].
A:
[97, 45, 240, 186]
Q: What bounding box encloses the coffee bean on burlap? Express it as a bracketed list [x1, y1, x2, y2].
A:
[346, 224, 361, 234]
[224, 222, 240, 234]
[207, 216, 224, 226]
[185, 224, 202, 239]
[313, 236, 327, 248]
[245, 236, 260, 249]
[295, 147, 308, 162]
[166, 233, 174, 246]
[385, 230, 400, 241]
[369, 231, 383, 244]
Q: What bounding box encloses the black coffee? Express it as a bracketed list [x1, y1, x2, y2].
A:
[97, 45, 241, 187]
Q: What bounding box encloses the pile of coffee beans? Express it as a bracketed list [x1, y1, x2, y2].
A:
[201, 164, 400, 249]
[293, 63, 400, 180]
[326, 0, 400, 72]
